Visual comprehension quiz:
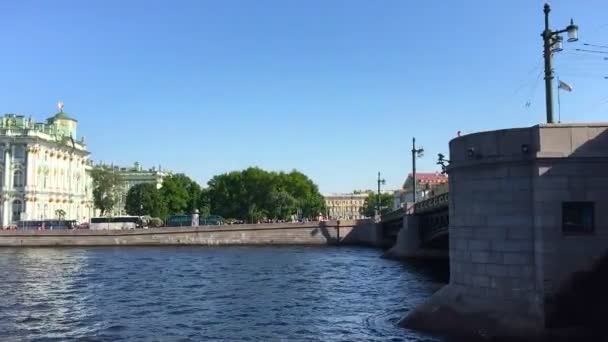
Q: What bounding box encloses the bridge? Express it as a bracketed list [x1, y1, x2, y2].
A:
[379, 192, 449, 253]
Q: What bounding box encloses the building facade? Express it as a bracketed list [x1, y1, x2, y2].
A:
[101, 162, 168, 215]
[0, 107, 93, 226]
[324, 193, 369, 220]
[394, 172, 448, 209]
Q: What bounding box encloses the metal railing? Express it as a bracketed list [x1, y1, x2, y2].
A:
[414, 192, 449, 214]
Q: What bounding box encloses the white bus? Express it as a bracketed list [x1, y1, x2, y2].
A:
[89, 216, 147, 230]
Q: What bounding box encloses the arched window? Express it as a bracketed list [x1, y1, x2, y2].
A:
[43, 204, 49, 219]
[12, 200, 22, 222]
[13, 170, 23, 187]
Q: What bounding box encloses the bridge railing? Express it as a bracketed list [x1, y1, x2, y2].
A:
[414, 192, 449, 214]
[380, 207, 406, 223]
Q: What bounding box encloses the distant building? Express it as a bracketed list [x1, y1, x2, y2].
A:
[97, 162, 169, 216]
[394, 172, 448, 209]
[324, 193, 369, 220]
[0, 105, 94, 225]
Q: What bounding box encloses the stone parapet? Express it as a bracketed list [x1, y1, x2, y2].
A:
[0, 220, 381, 247]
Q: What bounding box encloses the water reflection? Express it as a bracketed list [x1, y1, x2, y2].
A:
[0, 248, 96, 340]
[0, 246, 449, 341]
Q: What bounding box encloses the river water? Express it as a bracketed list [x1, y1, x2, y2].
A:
[0, 246, 451, 341]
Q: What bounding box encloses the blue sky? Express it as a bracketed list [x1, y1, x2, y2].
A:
[1, 0, 607, 193]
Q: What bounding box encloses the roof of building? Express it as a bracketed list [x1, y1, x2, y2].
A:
[323, 193, 370, 198]
[405, 172, 448, 184]
[48, 111, 78, 122]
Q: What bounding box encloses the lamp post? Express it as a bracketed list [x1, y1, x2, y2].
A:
[377, 171, 385, 216]
[411, 137, 424, 203]
[542, 3, 579, 124]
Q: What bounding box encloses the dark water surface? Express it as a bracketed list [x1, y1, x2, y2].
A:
[0, 246, 450, 341]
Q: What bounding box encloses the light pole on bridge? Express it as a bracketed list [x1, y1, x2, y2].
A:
[541, 3, 579, 124]
[411, 137, 424, 203]
[377, 171, 385, 217]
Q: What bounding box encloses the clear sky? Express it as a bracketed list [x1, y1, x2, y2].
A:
[1, 0, 607, 193]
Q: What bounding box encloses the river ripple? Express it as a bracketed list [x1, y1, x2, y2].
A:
[0, 246, 450, 341]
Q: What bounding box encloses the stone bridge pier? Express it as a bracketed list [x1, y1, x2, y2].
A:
[402, 124, 608, 340]
[383, 193, 449, 259]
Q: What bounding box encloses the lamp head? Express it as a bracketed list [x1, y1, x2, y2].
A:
[567, 19, 579, 42]
[417, 147, 424, 158]
[551, 35, 564, 52]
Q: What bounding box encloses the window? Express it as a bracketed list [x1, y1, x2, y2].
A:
[12, 200, 22, 222]
[562, 202, 594, 235]
[13, 170, 23, 187]
[13, 145, 25, 159]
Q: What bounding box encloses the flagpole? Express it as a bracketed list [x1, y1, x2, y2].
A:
[557, 76, 562, 123]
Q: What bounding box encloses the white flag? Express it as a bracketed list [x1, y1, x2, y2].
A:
[558, 80, 573, 92]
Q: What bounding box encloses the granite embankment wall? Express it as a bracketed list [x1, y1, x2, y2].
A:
[0, 220, 381, 247]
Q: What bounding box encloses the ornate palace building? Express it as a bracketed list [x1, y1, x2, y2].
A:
[0, 104, 93, 226]
[96, 162, 169, 216]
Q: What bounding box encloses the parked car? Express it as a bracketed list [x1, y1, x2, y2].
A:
[165, 215, 192, 227]
[202, 215, 224, 226]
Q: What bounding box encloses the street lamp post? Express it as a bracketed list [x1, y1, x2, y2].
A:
[411, 137, 424, 203]
[377, 171, 385, 216]
[541, 3, 579, 124]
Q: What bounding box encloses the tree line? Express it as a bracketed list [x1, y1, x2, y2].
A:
[91, 167, 326, 223]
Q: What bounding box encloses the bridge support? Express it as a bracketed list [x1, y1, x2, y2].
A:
[384, 215, 419, 258]
[402, 124, 608, 340]
[384, 214, 448, 259]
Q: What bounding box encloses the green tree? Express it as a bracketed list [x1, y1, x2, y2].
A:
[360, 192, 394, 217]
[268, 189, 297, 220]
[203, 167, 325, 222]
[198, 189, 211, 217]
[55, 209, 66, 220]
[125, 183, 167, 218]
[90, 167, 120, 216]
[277, 170, 325, 218]
[161, 174, 198, 215]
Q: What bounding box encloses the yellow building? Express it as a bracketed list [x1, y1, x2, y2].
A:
[323, 193, 368, 220]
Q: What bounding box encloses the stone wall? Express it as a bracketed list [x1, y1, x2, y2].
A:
[533, 125, 608, 297]
[403, 124, 608, 340]
[0, 220, 380, 247]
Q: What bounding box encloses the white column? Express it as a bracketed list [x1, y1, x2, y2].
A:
[1, 199, 8, 227]
[2, 146, 10, 227]
[23, 199, 30, 221]
[4, 146, 10, 190]
[25, 146, 32, 189]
